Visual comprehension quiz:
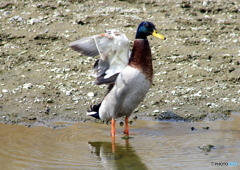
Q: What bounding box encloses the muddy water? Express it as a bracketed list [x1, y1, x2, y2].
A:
[0, 113, 239, 170]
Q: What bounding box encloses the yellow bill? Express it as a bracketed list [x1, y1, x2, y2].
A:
[152, 30, 166, 40]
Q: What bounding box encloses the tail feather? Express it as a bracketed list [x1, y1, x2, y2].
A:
[87, 103, 101, 119]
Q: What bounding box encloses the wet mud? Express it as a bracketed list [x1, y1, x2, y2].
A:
[0, 0, 239, 125]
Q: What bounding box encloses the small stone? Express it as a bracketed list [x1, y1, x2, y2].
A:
[45, 107, 50, 114]
[87, 92, 95, 97]
[119, 121, 124, 126]
[2, 89, 8, 93]
[28, 18, 40, 25]
[3, 11, 11, 16]
[66, 91, 72, 96]
[201, 37, 210, 42]
[10, 15, 24, 22]
[198, 144, 214, 152]
[206, 103, 211, 107]
[23, 83, 33, 89]
[133, 116, 138, 120]
[46, 99, 54, 103]
[228, 67, 235, 73]
[206, 103, 218, 108]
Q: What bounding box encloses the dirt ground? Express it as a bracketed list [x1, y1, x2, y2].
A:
[0, 0, 239, 126]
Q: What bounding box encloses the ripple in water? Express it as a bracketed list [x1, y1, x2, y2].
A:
[0, 113, 240, 169]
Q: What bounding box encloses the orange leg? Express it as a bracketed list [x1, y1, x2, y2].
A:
[111, 118, 116, 137]
[123, 116, 129, 136]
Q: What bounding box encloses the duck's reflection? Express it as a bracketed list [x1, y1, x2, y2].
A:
[88, 139, 148, 170]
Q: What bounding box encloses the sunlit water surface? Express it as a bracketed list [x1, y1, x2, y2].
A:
[0, 113, 239, 170]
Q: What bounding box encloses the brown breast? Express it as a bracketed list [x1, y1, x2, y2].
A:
[128, 39, 153, 82]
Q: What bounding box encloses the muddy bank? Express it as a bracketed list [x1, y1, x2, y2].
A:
[0, 0, 239, 126]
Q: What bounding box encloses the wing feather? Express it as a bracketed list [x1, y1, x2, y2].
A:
[69, 30, 130, 85]
[69, 37, 99, 56]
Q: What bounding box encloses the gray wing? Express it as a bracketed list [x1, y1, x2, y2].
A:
[69, 36, 99, 57]
[69, 30, 130, 85]
[69, 35, 113, 59]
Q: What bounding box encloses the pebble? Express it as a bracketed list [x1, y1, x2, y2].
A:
[2, 89, 8, 93]
[3, 11, 11, 16]
[28, 18, 40, 25]
[198, 144, 214, 152]
[206, 103, 219, 108]
[66, 91, 72, 96]
[23, 83, 33, 89]
[47, 99, 54, 103]
[9, 15, 24, 22]
[87, 92, 95, 97]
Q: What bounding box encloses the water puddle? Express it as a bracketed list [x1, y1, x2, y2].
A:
[0, 113, 239, 169]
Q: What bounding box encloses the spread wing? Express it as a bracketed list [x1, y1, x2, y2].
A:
[69, 30, 130, 85]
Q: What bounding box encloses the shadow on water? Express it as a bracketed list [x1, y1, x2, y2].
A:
[88, 139, 148, 170]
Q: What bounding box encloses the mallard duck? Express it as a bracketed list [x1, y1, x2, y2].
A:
[69, 21, 165, 137]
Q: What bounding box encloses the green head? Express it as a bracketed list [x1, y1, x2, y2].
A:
[135, 21, 165, 40]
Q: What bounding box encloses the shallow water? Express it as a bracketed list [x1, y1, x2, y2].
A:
[0, 113, 239, 170]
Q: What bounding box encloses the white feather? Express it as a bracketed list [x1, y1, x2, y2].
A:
[86, 111, 97, 116]
[99, 66, 151, 120]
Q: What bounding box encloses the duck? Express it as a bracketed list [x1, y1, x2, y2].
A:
[69, 21, 165, 137]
